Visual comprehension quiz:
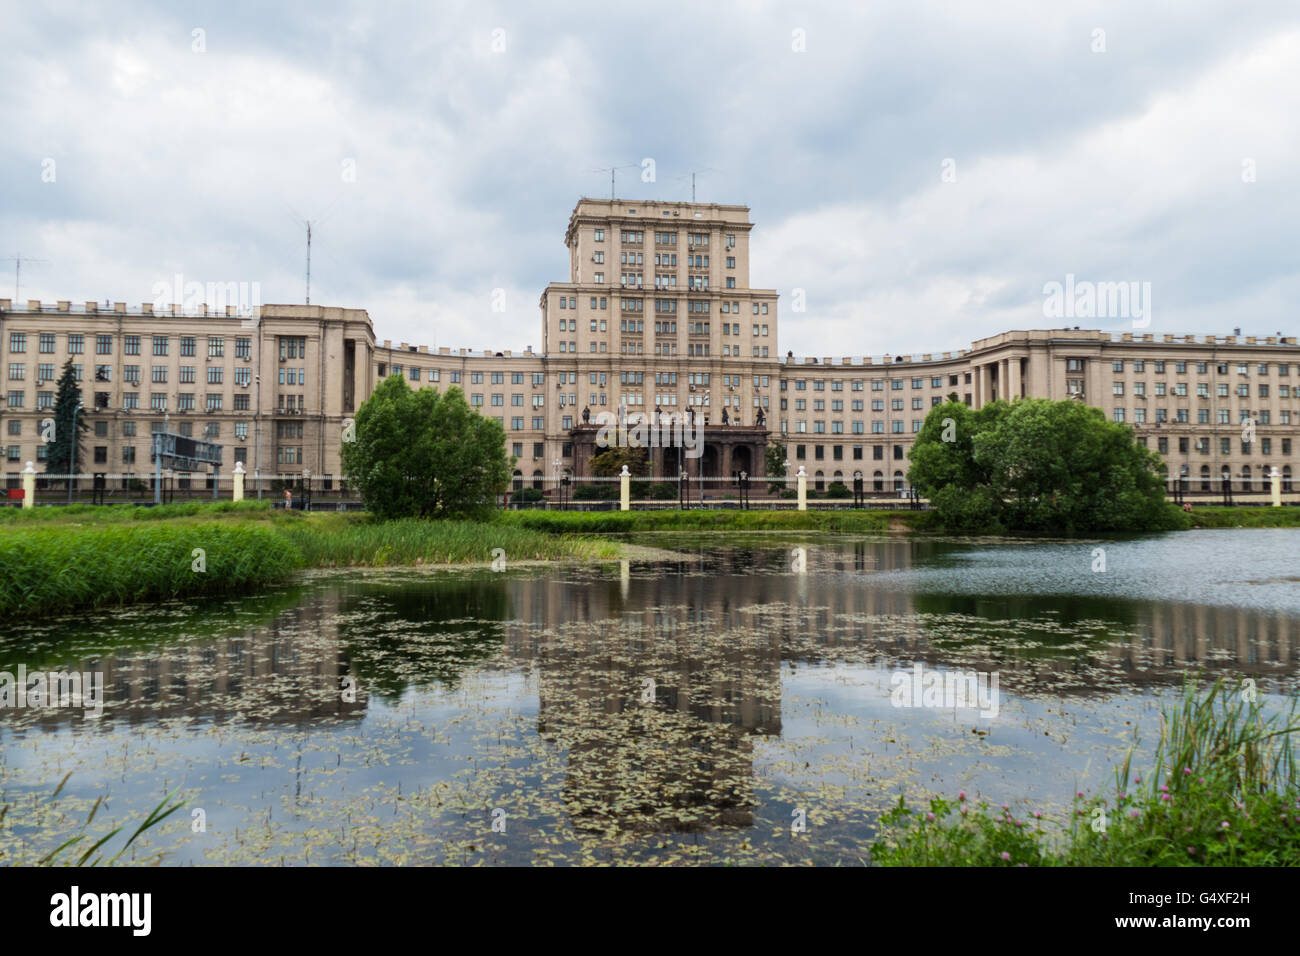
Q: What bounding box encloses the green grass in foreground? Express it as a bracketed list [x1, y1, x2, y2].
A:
[0, 498, 276, 523]
[0, 521, 301, 619]
[872, 677, 1300, 866]
[0, 502, 618, 618]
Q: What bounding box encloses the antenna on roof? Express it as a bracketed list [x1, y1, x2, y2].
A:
[591, 163, 638, 200]
[2, 252, 48, 302]
[305, 222, 312, 304]
[284, 197, 342, 305]
[677, 167, 717, 203]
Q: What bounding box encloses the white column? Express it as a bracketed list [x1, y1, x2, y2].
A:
[233, 462, 246, 502]
[797, 465, 808, 511]
[21, 461, 35, 509]
[1271, 466, 1281, 507]
[619, 465, 630, 511]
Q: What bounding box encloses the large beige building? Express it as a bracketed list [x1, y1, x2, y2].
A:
[2, 198, 1298, 498]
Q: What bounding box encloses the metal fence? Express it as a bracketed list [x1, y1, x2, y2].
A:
[6, 472, 1294, 512]
[2, 471, 364, 511]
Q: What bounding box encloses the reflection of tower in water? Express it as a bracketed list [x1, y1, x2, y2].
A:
[522, 563, 782, 834]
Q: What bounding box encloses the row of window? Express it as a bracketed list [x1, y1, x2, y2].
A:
[793, 444, 909, 462]
[787, 397, 941, 411]
[554, 316, 773, 337]
[1114, 407, 1292, 425]
[1112, 380, 1296, 399]
[790, 376, 957, 391]
[5, 416, 249, 439]
[1103, 360, 1292, 375]
[554, 340, 774, 357]
[788, 420, 926, 434]
[556, 297, 771, 315]
[1140, 434, 1293, 456]
[3, 389, 257, 412]
[6, 332, 261, 359]
[3, 363, 263, 388]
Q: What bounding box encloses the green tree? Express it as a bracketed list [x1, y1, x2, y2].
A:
[340, 375, 512, 520]
[765, 442, 788, 492]
[45, 359, 88, 489]
[908, 397, 1179, 533]
[765, 443, 786, 478]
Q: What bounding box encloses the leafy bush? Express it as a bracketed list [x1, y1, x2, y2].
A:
[826, 481, 852, 499]
[908, 398, 1183, 533]
[340, 375, 511, 520]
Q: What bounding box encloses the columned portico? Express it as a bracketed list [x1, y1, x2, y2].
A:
[568, 424, 768, 491]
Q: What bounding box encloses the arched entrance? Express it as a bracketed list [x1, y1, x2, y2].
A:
[731, 445, 753, 480]
[701, 445, 720, 481]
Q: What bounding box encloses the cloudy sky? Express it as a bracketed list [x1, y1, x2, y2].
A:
[3, 0, 1298, 357]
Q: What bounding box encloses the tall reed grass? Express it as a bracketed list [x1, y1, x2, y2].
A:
[0, 508, 620, 617]
[282, 515, 618, 566]
[0, 521, 300, 618]
[0, 773, 184, 866]
[873, 677, 1300, 866]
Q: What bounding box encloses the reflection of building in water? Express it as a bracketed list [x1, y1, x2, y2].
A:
[498, 552, 1299, 833]
[500, 566, 782, 832]
[18, 590, 367, 730]
[1115, 603, 1296, 683]
[500, 543, 1300, 752]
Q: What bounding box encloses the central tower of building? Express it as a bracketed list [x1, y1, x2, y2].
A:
[539, 199, 780, 482]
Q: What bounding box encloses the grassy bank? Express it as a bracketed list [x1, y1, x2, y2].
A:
[872, 678, 1300, 866]
[280, 513, 619, 567]
[0, 520, 301, 619]
[0, 498, 277, 523]
[498, 509, 906, 534]
[1183, 505, 1300, 528]
[0, 503, 619, 619]
[501, 504, 1300, 535]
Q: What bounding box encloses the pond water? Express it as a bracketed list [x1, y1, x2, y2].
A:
[1, 529, 1297, 865]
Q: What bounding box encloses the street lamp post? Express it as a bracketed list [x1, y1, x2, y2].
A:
[699, 390, 710, 504]
[255, 373, 262, 499]
[66, 400, 84, 504]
